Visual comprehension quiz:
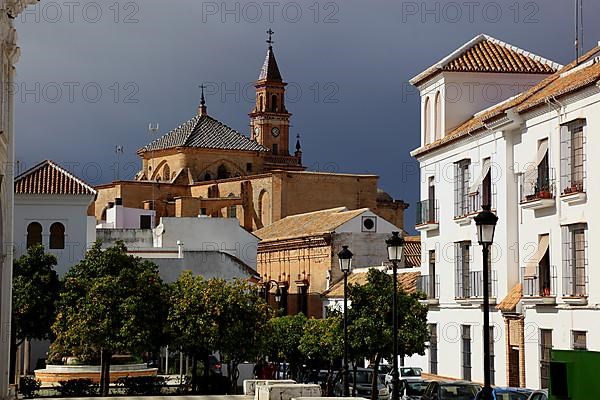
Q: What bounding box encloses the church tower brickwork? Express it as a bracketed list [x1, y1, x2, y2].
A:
[250, 30, 292, 156]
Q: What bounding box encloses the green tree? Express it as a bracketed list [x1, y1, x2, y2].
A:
[299, 316, 343, 395]
[265, 314, 307, 380]
[51, 241, 168, 396]
[347, 268, 428, 400]
[217, 279, 271, 393]
[11, 245, 60, 379]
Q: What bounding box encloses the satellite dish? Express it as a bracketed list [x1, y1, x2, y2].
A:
[154, 224, 165, 236]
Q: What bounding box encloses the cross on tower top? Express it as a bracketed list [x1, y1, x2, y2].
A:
[198, 83, 208, 116]
[266, 28, 274, 46]
[199, 84, 206, 105]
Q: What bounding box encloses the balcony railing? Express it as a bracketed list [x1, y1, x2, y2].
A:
[416, 274, 439, 300]
[455, 185, 496, 219]
[416, 199, 439, 226]
[522, 265, 557, 297]
[520, 168, 556, 203]
[562, 264, 588, 297]
[455, 270, 497, 299]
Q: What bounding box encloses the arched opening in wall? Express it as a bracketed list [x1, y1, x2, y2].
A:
[26, 222, 42, 249]
[217, 164, 230, 179]
[424, 97, 431, 144]
[434, 91, 442, 141]
[227, 193, 237, 218]
[101, 207, 108, 222]
[204, 172, 212, 181]
[258, 190, 271, 226]
[271, 94, 278, 112]
[49, 222, 65, 249]
[259, 95, 264, 111]
[163, 164, 170, 182]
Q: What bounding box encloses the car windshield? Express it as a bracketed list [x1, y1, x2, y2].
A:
[440, 384, 480, 400]
[400, 367, 422, 377]
[351, 371, 381, 384]
[405, 381, 427, 395]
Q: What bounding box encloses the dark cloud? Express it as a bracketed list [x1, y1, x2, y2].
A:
[15, 0, 600, 231]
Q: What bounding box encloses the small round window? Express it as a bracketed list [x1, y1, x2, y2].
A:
[363, 218, 375, 230]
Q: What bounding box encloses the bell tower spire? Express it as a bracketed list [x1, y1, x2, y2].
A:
[197, 84, 208, 116]
[250, 29, 291, 156]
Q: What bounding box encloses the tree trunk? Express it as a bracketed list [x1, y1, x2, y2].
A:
[100, 349, 112, 396]
[230, 361, 239, 394]
[202, 350, 210, 394]
[371, 353, 381, 400]
[352, 361, 358, 397]
[191, 355, 198, 393]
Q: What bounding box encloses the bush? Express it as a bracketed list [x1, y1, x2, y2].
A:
[116, 376, 166, 395]
[19, 376, 41, 399]
[56, 378, 97, 397]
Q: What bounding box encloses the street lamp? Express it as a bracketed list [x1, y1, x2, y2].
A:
[338, 245, 353, 397]
[474, 204, 498, 400]
[261, 279, 281, 306]
[385, 231, 404, 400]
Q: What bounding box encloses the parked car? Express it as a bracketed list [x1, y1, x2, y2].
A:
[385, 366, 423, 387]
[474, 387, 533, 400]
[334, 368, 389, 399]
[420, 380, 482, 400]
[526, 389, 548, 400]
[400, 379, 428, 400]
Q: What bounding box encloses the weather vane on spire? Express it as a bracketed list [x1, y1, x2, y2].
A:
[266, 28, 274, 46]
[199, 84, 206, 105]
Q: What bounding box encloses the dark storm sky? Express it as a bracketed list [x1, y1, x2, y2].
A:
[14, 0, 600, 230]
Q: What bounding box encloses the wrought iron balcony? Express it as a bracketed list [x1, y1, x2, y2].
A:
[562, 264, 588, 300]
[416, 199, 439, 231]
[416, 274, 439, 303]
[522, 265, 557, 304]
[520, 168, 556, 209]
[455, 270, 497, 301]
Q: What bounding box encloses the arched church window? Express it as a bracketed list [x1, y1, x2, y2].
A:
[204, 172, 212, 181]
[271, 95, 278, 112]
[217, 164, 230, 179]
[258, 190, 271, 227]
[26, 222, 43, 248]
[163, 164, 170, 182]
[424, 97, 431, 145]
[259, 96, 264, 111]
[434, 91, 442, 141]
[49, 222, 65, 250]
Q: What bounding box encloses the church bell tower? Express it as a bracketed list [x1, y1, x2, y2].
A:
[250, 29, 291, 156]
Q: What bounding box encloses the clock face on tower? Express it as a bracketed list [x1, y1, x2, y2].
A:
[271, 127, 280, 137]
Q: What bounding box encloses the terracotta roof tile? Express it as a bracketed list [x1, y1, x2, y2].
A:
[323, 270, 420, 298]
[255, 207, 367, 242]
[412, 45, 600, 158]
[498, 283, 522, 312]
[411, 34, 561, 86]
[139, 114, 268, 153]
[15, 160, 96, 196]
[403, 236, 421, 268]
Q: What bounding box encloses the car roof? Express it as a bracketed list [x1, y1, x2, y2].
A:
[434, 380, 480, 385]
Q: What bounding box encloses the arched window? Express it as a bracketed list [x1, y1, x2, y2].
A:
[204, 172, 212, 181]
[163, 164, 170, 182]
[271, 95, 278, 112]
[49, 223, 65, 249]
[227, 193, 237, 218]
[258, 190, 271, 227]
[434, 91, 442, 141]
[259, 95, 264, 111]
[217, 164, 230, 179]
[424, 97, 431, 144]
[26, 222, 42, 248]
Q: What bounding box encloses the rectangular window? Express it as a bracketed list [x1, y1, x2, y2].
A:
[428, 177, 436, 223]
[455, 241, 471, 298]
[482, 158, 492, 208]
[454, 159, 471, 217]
[272, 144, 279, 155]
[562, 223, 588, 297]
[428, 250, 436, 299]
[246, 162, 253, 172]
[429, 324, 438, 375]
[461, 325, 471, 381]
[572, 330, 587, 350]
[540, 329, 552, 389]
[560, 119, 586, 194]
[140, 215, 152, 229]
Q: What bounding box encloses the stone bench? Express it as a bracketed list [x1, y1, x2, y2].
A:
[243, 379, 296, 396]
[256, 383, 321, 400]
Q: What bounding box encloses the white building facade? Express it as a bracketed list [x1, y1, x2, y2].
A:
[407, 35, 600, 390]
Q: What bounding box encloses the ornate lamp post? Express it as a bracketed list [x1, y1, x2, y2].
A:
[474, 205, 498, 400]
[386, 231, 404, 400]
[338, 246, 353, 397]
